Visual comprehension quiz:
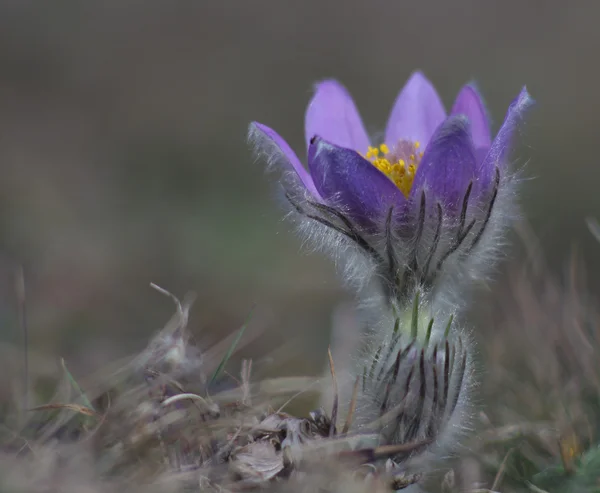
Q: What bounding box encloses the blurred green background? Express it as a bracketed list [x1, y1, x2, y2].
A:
[0, 1, 597, 381]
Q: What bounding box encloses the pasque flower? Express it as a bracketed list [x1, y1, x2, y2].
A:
[250, 72, 532, 304]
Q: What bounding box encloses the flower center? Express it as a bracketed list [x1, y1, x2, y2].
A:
[365, 141, 424, 197]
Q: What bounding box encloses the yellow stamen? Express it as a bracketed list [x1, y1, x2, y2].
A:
[364, 142, 423, 197]
[365, 146, 380, 159]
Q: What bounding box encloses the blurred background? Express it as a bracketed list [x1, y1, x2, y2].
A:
[0, 1, 597, 383]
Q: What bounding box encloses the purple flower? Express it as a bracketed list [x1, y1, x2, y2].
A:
[250, 72, 533, 303]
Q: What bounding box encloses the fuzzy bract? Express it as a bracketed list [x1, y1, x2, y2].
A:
[250, 72, 533, 305]
[350, 298, 473, 470]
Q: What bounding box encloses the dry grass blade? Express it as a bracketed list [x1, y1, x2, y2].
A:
[525, 481, 550, 493]
[479, 423, 553, 444]
[276, 379, 322, 413]
[491, 447, 514, 491]
[370, 440, 432, 459]
[327, 346, 338, 437]
[161, 393, 214, 409]
[29, 403, 99, 417]
[241, 359, 252, 406]
[150, 282, 184, 315]
[61, 358, 95, 411]
[342, 376, 360, 435]
[339, 439, 433, 463]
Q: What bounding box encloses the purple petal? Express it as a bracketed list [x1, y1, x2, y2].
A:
[385, 71, 447, 149]
[411, 116, 477, 209]
[250, 122, 322, 200]
[451, 84, 492, 150]
[304, 80, 371, 154]
[308, 136, 406, 225]
[479, 87, 534, 189]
